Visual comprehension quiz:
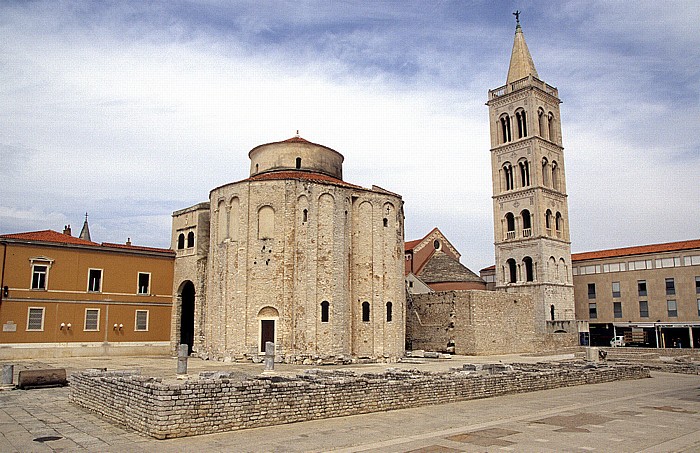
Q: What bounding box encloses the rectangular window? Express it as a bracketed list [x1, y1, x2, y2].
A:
[629, 260, 652, 271]
[667, 300, 678, 317]
[135, 310, 149, 331]
[656, 257, 681, 268]
[588, 303, 597, 319]
[84, 308, 100, 331]
[697, 299, 700, 317]
[612, 281, 621, 298]
[88, 269, 102, 292]
[27, 307, 45, 331]
[613, 302, 622, 318]
[696, 276, 700, 294]
[638, 280, 647, 297]
[665, 278, 675, 296]
[138, 272, 150, 295]
[31, 265, 48, 290]
[684, 255, 700, 266]
[587, 283, 596, 299]
[639, 301, 649, 318]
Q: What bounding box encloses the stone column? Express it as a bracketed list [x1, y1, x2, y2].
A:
[177, 344, 188, 375]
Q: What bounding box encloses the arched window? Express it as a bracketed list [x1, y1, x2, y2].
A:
[545, 209, 553, 234]
[295, 157, 302, 169]
[515, 109, 527, 138]
[518, 159, 530, 187]
[538, 108, 546, 138]
[506, 258, 517, 283]
[187, 231, 195, 248]
[551, 161, 559, 190]
[505, 212, 515, 239]
[555, 212, 563, 237]
[521, 209, 531, 237]
[550, 304, 555, 321]
[218, 200, 227, 243]
[386, 302, 393, 322]
[383, 218, 388, 227]
[362, 302, 370, 322]
[258, 205, 275, 239]
[320, 301, 329, 323]
[500, 114, 511, 143]
[523, 256, 534, 282]
[177, 233, 185, 250]
[548, 112, 555, 142]
[503, 162, 514, 191]
[302, 209, 308, 223]
[548, 256, 557, 280]
[541, 157, 549, 186]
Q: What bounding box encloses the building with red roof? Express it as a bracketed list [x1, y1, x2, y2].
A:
[0, 218, 174, 358]
[171, 134, 405, 362]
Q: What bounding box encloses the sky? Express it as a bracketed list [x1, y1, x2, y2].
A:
[1, 0, 699, 272]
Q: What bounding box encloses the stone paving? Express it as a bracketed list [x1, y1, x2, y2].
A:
[0, 354, 699, 452]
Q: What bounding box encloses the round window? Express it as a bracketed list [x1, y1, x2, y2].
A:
[433, 240, 440, 250]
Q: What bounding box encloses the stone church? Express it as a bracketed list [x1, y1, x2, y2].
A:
[170, 136, 405, 363]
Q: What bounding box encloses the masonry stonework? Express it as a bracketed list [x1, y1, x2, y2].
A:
[69, 363, 650, 439]
[172, 137, 405, 362]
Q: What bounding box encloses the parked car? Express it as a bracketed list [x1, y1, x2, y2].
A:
[610, 336, 625, 347]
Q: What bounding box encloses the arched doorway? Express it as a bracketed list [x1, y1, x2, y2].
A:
[179, 281, 195, 355]
[257, 306, 279, 353]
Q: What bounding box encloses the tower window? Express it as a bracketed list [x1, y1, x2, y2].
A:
[551, 161, 559, 190]
[386, 301, 393, 322]
[548, 112, 555, 142]
[506, 258, 517, 283]
[545, 209, 552, 233]
[302, 209, 308, 223]
[187, 231, 195, 248]
[177, 233, 185, 249]
[516, 109, 527, 138]
[538, 108, 546, 138]
[383, 218, 388, 227]
[519, 159, 530, 186]
[523, 256, 534, 282]
[295, 157, 301, 169]
[521, 209, 531, 237]
[555, 212, 563, 235]
[505, 213, 515, 239]
[362, 302, 370, 322]
[503, 163, 514, 191]
[541, 157, 549, 186]
[321, 301, 330, 323]
[500, 114, 511, 143]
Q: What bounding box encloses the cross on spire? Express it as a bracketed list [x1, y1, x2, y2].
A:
[513, 10, 520, 25]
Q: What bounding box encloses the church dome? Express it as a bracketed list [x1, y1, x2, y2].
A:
[248, 135, 344, 180]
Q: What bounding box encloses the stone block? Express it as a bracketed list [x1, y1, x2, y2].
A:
[17, 368, 67, 389]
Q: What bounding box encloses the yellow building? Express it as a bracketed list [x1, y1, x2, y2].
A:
[0, 225, 174, 358]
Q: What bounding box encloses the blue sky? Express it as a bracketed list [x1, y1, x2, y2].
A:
[1, 1, 698, 271]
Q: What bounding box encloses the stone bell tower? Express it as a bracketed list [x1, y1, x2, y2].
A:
[486, 15, 575, 330]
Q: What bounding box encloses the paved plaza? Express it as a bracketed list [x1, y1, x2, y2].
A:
[0, 355, 699, 452]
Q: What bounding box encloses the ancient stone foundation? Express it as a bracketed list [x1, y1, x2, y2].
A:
[70, 363, 649, 439]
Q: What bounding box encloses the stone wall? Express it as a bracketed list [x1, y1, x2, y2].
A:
[70, 363, 649, 439]
[408, 290, 545, 355]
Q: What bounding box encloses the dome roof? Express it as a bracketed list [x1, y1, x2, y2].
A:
[248, 135, 344, 180]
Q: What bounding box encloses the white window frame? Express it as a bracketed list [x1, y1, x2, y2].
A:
[31, 264, 48, 290]
[87, 268, 103, 293]
[26, 307, 45, 331]
[84, 308, 100, 331]
[135, 310, 149, 331]
[29, 257, 53, 290]
[137, 272, 151, 295]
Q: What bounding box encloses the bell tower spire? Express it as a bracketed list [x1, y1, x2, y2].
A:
[506, 13, 539, 85]
[486, 17, 576, 335]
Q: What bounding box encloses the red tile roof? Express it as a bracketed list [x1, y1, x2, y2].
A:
[1, 230, 173, 255]
[0, 230, 98, 246]
[572, 239, 700, 261]
[101, 242, 174, 254]
[246, 171, 360, 189]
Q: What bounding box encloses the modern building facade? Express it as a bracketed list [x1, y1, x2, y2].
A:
[486, 18, 576, 332]
[0, 223, 174, 358]
[172, 135, 405, 363]
[572, 239, 700, 348]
